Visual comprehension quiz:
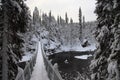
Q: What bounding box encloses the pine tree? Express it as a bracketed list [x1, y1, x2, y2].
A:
[65, 12, 69, 24]
[90, 0, 120, 80]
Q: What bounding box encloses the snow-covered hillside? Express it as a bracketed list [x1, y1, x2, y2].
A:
[37, 12, 97, 54]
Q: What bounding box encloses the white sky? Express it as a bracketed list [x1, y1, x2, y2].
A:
[25, 0, 97, 22]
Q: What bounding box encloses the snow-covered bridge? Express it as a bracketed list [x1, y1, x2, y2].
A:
[30, 42, 49, 80]
[15, 41, 64, 80]
[29, 41, 64, 80]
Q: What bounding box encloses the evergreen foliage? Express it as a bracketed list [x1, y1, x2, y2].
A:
[65, 12, 69, 24]
[79, 7, 83, 41]
[90, 0, 120, 80]
[0, 0, 30, 80]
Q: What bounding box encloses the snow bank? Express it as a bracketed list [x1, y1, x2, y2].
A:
[74, 54, 92, 59]
[20, 35, 38, 62]
[20, 52, 34, 62]
[60, 44, 96, 52]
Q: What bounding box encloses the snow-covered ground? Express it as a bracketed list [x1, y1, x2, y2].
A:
[60, 43, 96, 52]
[20, 52, 34, 62]
[20, 34, 38, 62]
[30, 42, 49, 80]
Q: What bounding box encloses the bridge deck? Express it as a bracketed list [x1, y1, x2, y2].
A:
[30, 42, 49, 80]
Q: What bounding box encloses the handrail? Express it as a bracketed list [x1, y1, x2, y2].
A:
[15, 42, 63, 80]
[15, 43, 38, 80]
[41, 43, 63, 80]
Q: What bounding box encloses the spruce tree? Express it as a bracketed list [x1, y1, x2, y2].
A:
[33, 7, 39, 24]
[60, 16, 62, 24]
[0, 0, 29, 80]
[79, 7, 82, 40]
[57, 15, 60, 24]
[39, 15, 42, 25]
[90, 0, 120, 80]
[83, 16, 85, 28]
[79, 7, 82, 26]
[65, 12, 69, 24]
[59, 16, 65, 25]
[70, 18, 73, 24]
[39, 10, 42, 25]
[49, 10, 52, 22]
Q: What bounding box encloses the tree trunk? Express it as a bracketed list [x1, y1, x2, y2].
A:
[2, 2, 8, 80]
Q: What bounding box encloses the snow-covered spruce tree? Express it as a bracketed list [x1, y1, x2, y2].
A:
[57, 15, 60, 24]
[32, 7, 41, 38]
[59, 16, 65, 25]
[90, 0, 120, 80]
[79, 7, 82, 41]
[39, 15, 42, 25]
[65, 12, 69, 24]
[33, 7, 39, 25]
[41, 12, 62, 52]
[1, 0, 29, 80]
[70, 18, 73, 24]
[82, 16, 85, 29]
[49, 10, 52, 22]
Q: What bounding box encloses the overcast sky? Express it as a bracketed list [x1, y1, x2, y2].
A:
[25, 0, 97, 22]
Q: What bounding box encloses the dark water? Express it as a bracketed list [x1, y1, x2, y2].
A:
[48, 51, 94, 80]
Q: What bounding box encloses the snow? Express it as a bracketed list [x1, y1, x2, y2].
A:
[20, 52, 33, 62]
[15, 67, 24, 80]
[30, 42, 49, 80]
[113, 0, 118, 9]
[82, 39, 88, 43]
[41, 38, 48, 45]
[31, 35, 38, 42]
[10, 0, 22, 13]
[49, 42, 56, 49]
[76, 44, 96, 51]
[41, 30, 49, 37]
[20, 35, 38, 62]
[0, 2, 2, 6]
[107, 60, 120, 80]
[60, 44, 96, 52]
[74, 54, 92, 59]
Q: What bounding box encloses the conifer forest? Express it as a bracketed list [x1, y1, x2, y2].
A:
[0, 0, 120, 80]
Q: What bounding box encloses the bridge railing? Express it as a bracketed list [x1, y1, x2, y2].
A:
[15, 43, 38, 80]
[41, 44, 63, 80]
